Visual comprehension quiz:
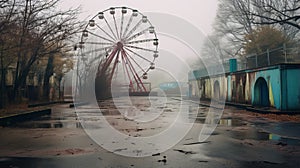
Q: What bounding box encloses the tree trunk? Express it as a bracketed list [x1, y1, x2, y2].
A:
[57, 76, 63, 100]
[43, 54, 54, 100]
[0, 57, 6, 108]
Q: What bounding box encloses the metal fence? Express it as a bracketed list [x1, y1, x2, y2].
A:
[243, 43, 300, 69]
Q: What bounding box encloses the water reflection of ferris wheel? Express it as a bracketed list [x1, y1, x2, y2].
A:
[76, 7, 159, 94]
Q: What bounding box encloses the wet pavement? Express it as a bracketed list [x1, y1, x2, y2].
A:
[0, 97, 299, 168]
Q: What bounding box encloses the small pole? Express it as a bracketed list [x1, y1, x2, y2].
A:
[255, 54, 258, 68]
[283, 43, 287, 63]
[267, 49, 270, 65]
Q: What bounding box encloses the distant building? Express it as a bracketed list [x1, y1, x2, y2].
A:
[159, 82, 188, 96]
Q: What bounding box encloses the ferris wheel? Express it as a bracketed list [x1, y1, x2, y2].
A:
[76, 7, 158, 94]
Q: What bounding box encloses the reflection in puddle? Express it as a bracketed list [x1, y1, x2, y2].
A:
[268, 134, 300, 146]
[229, 130, 300, 146]
[187, 105, 208, 123]
[11, 122, 82, 129]
[36, 116, 68, 121]
[218, 119, 246, 127]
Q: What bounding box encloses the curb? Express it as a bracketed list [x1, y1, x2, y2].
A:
[0, 108, 51, 126]
[244, 106, 300, 115]
[28, 101, 73, 108]
[69, 102, 89, 108]
[186, 99, 300, 115]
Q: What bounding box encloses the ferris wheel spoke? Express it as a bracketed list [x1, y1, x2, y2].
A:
[121, 51, 140, 91]
[88, 52, 109, 63]
[126, 27, 150, 41]
[101, 47, 119, 74]
[124, 19, 143, 39]
[82, 45, 114, 55]
[121, 55, 127, 82]
[124, 44, 157, 53]
[123, 49, 146, 73]
[88, 31, 115, 43]
[84, 41, 113, 45]
[121, 53, 134, 90]
[112, 15, 120, 39]
[124, 47, 153, 63]
[108, 50, 120, 81]
[95, 24, 117, 42]
[122, 14, 134, 39]
[122, 50, 145, 91]
[120, 13, 124, 39]
[126, 38, 156, 45]
[104, 17, 118, 40]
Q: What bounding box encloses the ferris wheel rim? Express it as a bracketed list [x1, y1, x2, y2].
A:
[81, 6, 158, 42]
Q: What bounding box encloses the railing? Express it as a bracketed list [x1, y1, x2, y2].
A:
[243, 43, 300, 69]
[191, 43, 299, 78]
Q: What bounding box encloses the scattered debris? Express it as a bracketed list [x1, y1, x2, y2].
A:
[244, 142, 253, 146]
[198, 160, 208, 163]
[152, 153, 160, 156]
[158, 156, 167, 164]
[183, 141, 211, 145]
[113, 148, 128, 152]
[263, 161, 279, 164]
[136, 128, 144, 132]
[173, 149, 196, 154]
[276, 142, 287, 146]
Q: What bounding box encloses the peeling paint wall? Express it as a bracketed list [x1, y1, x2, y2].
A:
[189, 64, 300, 111]
[251, 68, 281, 109]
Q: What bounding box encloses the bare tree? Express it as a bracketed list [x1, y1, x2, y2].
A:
[211, 0, 255, 58]
[8, 0, 82, 101]
[0, 0, 8, 8]
[201, 0, 300, 63]
[0, 0, 82, 104]
[0, 0, 18, 107]
[250, 0, 300, 30]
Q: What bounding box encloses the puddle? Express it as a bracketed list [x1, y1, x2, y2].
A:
[11, 121, 82, 129]
[187, 105, 208, 123]
[0, 157, 52, 168]
[259, 122, 300, 138]
[188, 117, 206, 123]
[229, 130, 300, 146]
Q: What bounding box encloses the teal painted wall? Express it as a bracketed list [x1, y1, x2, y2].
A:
[189, 64, 300, 111]
[229, 59, 237, 72]
[251, 68, 281, 109]
[285, 69, 300, 110]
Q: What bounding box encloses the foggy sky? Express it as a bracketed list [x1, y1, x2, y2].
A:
[60, 0, 220, 89]
[58, 0, 219, 34]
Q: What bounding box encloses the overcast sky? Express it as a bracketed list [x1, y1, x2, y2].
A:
[58, 0, 219, 34]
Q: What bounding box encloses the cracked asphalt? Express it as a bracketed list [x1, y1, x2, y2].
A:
[0, 97, 299, 168]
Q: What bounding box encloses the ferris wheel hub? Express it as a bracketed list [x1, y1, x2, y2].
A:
[117, 41, 124, 49]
